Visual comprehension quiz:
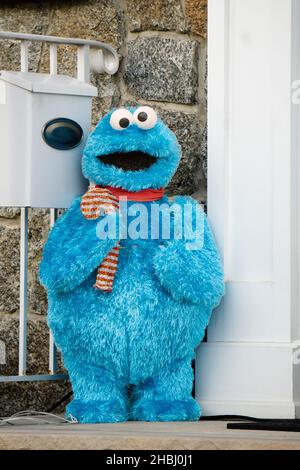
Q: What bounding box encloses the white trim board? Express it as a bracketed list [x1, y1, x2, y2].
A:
[196, 342, 297, 419]
[199, 401, 296, 420]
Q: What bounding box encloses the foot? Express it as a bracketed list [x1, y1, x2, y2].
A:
[131, 397, 201, 422]
[66, 399, 127, 423]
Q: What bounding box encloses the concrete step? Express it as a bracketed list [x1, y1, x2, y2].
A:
[0, 421, 300, 450]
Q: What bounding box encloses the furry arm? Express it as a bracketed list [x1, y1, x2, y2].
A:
[153, 197, 225, 308]
[39, 196, 119, 293]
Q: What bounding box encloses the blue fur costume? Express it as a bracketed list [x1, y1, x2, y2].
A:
[39, 107, 224, 423]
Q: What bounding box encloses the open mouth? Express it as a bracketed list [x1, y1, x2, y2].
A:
[97, 151, 157, 171]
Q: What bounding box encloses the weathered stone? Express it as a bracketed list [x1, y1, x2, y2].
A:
[0, 209, 50, 315]
[0, 2, 49, 72]
[0, 314, 64, 375]
[0, 208, 20, 219]
[158, 108, 206, 195]
[127, 0, 187, 33]
[0, 314, 70, 416]
[91, 73, 120, 126]
[200, 123, 207, 178]
[0, 380, 71, 416]
[185, 0, 208, 38]
[0, 220, 20, 314]
[39, 0, 124, 76]
[48, 0, 124, 51]
[28, 209, 50, 316]
[124, 37, 198, 104]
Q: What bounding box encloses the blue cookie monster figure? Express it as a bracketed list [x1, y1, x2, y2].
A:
[40, 106, 225, 423]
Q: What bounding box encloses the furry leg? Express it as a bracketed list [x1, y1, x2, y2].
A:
[65, 360, 128, 423]
[130, 359, 200, 422]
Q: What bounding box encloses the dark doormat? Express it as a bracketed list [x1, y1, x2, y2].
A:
[203, 415, 300, 433]
[227, 420, 300, 433]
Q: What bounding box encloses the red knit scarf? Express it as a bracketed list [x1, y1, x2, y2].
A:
[81, 185, 164, 292]
[96, 185, 164, 202]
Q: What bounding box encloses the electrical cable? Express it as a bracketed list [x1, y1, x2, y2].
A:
[46, 391, 73, 413]
[0, 410, 77, 426]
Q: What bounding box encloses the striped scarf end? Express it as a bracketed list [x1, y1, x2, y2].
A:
[93, 284, 113, 293]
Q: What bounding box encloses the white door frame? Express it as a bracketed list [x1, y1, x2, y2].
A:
[196, 0, 300, 419]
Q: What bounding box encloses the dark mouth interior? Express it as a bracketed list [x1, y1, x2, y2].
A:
[97, 151, 157, 171]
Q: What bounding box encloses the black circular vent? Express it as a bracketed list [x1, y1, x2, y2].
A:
[42, 118, 83, 150]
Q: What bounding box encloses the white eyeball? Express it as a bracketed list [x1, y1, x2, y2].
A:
[110, 109, 133, 131]
[133, 106, 158, 130]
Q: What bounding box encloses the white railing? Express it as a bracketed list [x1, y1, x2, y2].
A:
[0, 31, 119, 383]
[0, 30, 119, 78]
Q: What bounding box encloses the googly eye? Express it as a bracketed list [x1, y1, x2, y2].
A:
[133, 106, 158, 130]
[110, 109, 133, 131]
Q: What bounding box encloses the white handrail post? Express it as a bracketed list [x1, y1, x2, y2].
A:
[18, 207, 29, 376]
[49, 208, 58, 374]
[20, 41, 29, 72]
[49, 44, 58, 75]
[49, 332, 57, 374]
[77, 44, 90, 83]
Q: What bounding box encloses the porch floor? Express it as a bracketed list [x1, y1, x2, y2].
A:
[0, 420, 300, 450]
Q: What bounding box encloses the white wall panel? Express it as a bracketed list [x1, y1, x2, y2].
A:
[207, 0, 292, 343]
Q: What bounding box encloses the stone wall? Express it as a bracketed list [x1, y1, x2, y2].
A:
[0, 0, 207, 415]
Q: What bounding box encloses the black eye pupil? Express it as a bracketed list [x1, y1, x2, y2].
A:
[137, 112, 148, 122]
[119, 117, 130, 128]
